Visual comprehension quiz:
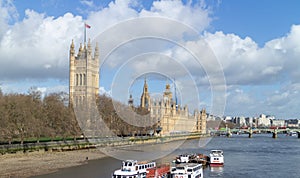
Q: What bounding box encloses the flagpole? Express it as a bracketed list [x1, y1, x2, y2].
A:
[84, 23, 86, 44]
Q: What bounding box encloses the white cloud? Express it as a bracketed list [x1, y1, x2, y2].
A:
[202, 25, 300, 85]
[0, 0, 18, 39]
[1, 0, 300, 118]
[99, 86, 111, 96]
[80, 0, 94, 8]
[0, 10, 83, 79]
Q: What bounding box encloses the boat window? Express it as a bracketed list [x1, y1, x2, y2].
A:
[187, 168, 193, 172]
[128, 162, 132, 166]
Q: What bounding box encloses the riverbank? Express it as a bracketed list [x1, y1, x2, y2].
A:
[0, 149, 107, 178]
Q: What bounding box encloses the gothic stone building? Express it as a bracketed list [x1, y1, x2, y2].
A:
[69, 40, 206, 136]
[140, 80, 207, 136]
[69, 39, 99, 106]
[69, 40, 100, 136]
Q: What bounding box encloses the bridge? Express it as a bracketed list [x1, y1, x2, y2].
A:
[210, 127, 300, 138]
[231, 128, 300, 134]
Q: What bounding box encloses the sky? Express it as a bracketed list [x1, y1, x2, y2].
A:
[0, 0, 300, 119]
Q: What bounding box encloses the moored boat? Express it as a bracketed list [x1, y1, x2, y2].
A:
[209, 150, 224, 167]
[174, 153, 209, 166]
[112, 160, 156, 178]
[170, 163, 203, 178]
[146, 164, 170, 178]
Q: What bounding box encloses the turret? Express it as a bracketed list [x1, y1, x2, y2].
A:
[70, 40, 75, 57]
[94, 42, 99, 60]
[78, 43, 83, 57]
[87, 38, 92, 57]
[128, 94, 134, 107]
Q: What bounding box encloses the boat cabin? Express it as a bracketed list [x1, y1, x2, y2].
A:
[171, 163, 203, 178]
[112, 160, 156, 178]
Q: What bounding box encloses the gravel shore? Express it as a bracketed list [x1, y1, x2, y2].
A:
[0, 149, 107, 178]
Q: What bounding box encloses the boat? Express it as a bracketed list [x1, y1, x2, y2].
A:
[209, 150, 224, 167]
[112, 160, 156, 178]
[112, 160, 170, 178]
[289, 131, 297, 136]
[174, 153, 209, 166]
[146, 164, 170, 178]
[170, 163, 203, 178]
[174, 154, 190, 163]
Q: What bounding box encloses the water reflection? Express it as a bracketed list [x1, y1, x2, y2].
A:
[209, 166, 224, 177]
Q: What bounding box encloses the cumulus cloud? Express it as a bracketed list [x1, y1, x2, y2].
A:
[0, 0, 212, 82]
[1, 0, 300, 118]
[202, 25, 300, 86]
[0, 0, 18, 39]
[0, 10, 83, 80]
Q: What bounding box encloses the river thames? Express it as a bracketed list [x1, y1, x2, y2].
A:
[33, 134, 300, 178]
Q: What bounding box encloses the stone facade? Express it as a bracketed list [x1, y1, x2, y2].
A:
[140, 80, 207, 136]
[69, 40, 100, 137]
[69, 40, 206, 137]
[69, 39, 99, 107]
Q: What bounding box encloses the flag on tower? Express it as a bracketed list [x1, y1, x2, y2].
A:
[85, 23, 91, 28]
[84, 23, 91, 43]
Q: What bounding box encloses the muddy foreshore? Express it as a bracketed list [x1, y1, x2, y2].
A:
[0, 149, 107, 178]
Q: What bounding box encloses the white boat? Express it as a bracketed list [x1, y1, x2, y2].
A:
[174, 153, 209, 166]
[170, 163, 203, 178]
[175, 154, 190, 163]
[112, 160, 156, 178]
[209, 150, 224, 167]
[289, 131, 297, 136]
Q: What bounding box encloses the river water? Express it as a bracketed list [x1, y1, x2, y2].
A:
[33, 134, 300, 178]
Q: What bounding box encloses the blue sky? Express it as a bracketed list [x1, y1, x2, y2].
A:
[1, 0, 300, 119]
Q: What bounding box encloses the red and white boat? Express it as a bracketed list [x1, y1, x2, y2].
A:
[209, 150, 224, 167]
[112, 160, 170, 178]
[170, 163, 203, 178]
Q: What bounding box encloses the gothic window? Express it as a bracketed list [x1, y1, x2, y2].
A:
[83, 73, 86, 85]
[80, 74, 82, 85]
[76, 74, 79, 86]
[145, 98, 149, 108]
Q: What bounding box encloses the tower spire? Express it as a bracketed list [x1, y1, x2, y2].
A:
[70, 39, 75, 56]
[94, 42, 99, 59]
[174, 78, 178, 106]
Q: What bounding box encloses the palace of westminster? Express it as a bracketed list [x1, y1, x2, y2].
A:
[69, 40, 207, 136]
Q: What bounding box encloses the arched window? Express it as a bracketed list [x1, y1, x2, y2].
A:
[80, 74, 82, 85]
[76, 74, 79, 86]
[83, 73, 86, 85]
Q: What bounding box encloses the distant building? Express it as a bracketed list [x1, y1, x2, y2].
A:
[285, 119, 300, 128]
[271, 119, 285, 127]
[256, 114, 271, 127]
[236, 116, 246, 127]
[245, 117, 254, 127]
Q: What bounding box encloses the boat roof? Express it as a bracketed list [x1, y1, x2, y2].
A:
[113, 169, 139, 176]
[123, 160, 155, 164]
[211, 150, 223, 152]
[175, 163, 202, 168]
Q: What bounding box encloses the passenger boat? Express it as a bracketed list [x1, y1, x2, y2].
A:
[174, 154, 190, 163]
[209, 150, 224, 167]
[112, 160, 170, 178]
[146, 164, 170, 178]
[170, 163, 203, 178]
[112, 160, 156, 178]
[174, 153, 209, 166]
